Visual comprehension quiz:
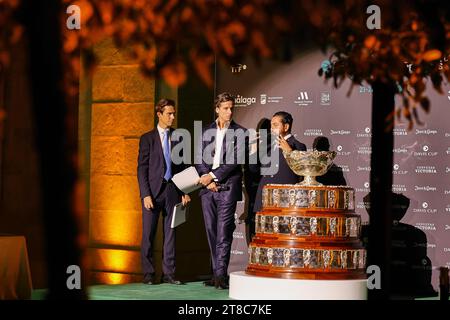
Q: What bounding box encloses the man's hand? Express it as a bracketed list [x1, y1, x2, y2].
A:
[143, 196, 154, 210]
[277, 136, 292, 153]
[181, 194, 191, 206]
[206, 182, 219, 192]
[198, 173, 214, 186]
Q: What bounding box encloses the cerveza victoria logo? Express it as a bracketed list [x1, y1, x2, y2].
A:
[413, 144, 438, 157]
[392, 184, 407, 192]
[415, 165, 437, 174]
[394, 128, 408, 136]
[357, 146, 372, 155]
[415, 223, 436, 231]
[338, 164, 350, 172]
[303, 129, 323, 137]
[234, 95, 256, 107]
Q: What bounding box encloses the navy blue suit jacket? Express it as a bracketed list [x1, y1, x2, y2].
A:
[137, 128, 185, 199]
[195, 120, 248, 202]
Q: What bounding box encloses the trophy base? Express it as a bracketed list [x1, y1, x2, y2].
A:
[297, 175, 323, 186]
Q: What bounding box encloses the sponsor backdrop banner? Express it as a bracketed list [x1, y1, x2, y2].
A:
[219, 50, 450, 290]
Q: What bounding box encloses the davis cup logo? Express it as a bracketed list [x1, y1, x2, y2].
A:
[423, 145, 429, 152]
[422, 202, 428, 209]
[365, 127, 371, 134]
[364, 182, 370, 189]
[393, 164, 399, 170]
[337, 145, 343, 151]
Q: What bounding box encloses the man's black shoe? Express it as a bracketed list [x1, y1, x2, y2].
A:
[142, 276, 155, 285]
[214, 277, 229, 290]
[161, 276, 185, 285]
[203, 278, 215, 287]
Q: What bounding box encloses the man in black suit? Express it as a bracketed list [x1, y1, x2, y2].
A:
[251, 111, 306, 215]
[196, 92, 247, 289]
[137, 98, 190, 285]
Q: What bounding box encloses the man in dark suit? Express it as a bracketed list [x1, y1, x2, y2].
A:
[251, 111, 307, 214]
[196, 92, 247, 290]
[137, 98, 190, 285]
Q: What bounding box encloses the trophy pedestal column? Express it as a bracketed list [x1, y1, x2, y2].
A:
[229, 271, 368, 300]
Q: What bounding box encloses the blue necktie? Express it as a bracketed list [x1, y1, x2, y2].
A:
[163, 130, 172, 181]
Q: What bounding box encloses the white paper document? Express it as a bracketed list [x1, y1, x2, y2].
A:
[171, 203, 188, 228]
[171, 166, 201, 194]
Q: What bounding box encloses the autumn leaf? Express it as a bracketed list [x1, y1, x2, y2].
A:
[190, 50, 214, 87]
[364, 35, 377, 49]
[422, 49, 441, 62]
[63, 31, 79, 53]
[160, 60, 187, 87]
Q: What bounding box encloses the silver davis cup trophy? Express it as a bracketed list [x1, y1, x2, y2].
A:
[245, 149, 366, 283]
[283, 150, 337, 186]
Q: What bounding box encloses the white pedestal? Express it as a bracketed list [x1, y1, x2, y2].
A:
[229, 271, 368, 300]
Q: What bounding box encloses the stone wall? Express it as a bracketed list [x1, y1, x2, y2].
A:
[87, 38, 154, 284]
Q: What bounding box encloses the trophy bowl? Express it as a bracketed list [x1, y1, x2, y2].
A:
[283, 150, 337, 186]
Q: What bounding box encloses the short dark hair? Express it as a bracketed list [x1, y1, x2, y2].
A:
[272, 111, 293, 133]
[313, 136, 330, 151]
[214, 92, 234, 109]
[155, 98, 175, 114]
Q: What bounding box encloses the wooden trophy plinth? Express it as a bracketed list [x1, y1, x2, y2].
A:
[246, 184, 367, 280]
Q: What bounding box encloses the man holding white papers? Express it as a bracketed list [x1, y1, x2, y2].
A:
[196, 92, 248, 290]
[137, 98, 190, 285]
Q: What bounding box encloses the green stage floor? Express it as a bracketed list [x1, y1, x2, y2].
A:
[31, 281, 230, 300]
[31, 282, 445, 300]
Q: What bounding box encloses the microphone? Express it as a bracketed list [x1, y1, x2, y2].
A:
[216, 183, 230, 191]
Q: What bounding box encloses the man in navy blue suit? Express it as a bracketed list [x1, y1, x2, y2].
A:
[251, 111, 307, 215]
[196, 92, 247, 289]
[137, 98, 190, 285]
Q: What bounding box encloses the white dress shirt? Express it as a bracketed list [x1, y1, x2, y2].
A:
[208, 120, 230, 179]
